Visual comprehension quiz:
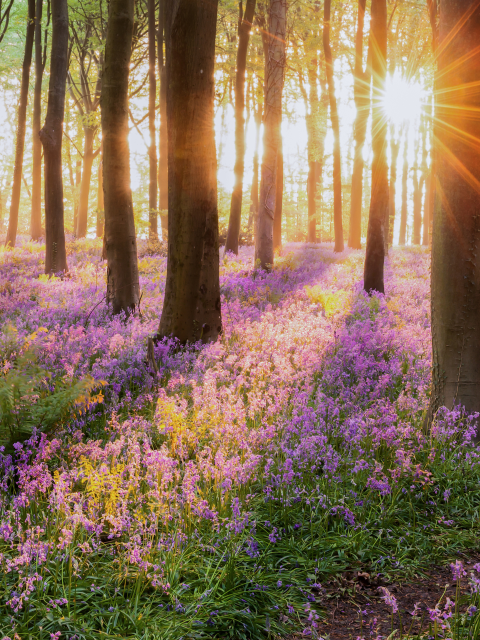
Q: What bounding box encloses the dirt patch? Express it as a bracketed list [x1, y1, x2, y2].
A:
[291, 554, 480, 639]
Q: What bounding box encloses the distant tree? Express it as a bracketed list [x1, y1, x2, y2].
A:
[363, 0, 388, 294]
[323, 0, 343, 253]
[31, 0, 49, 241]
[430, 0, 480, 419]
[158, 0, 221, 343]
[399, 123, 408, 246]
[148, 0, 157, 240]
[225, 0, 256, 255]
[255, 0, 287, 269]
[39, 0, 68, 274]
[101, 0, 139, 313]
[5, 0, 35, 248]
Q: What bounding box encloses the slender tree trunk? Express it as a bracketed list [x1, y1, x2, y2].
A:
[96, 155, 104, 238]
[255, 0, 286, 269]
[73, 157, 81, 236]
[306, 55, 320, 243]
[76, 126, 95, 238]
[39, 0, 68, 273]
[387, 124, 400, 248]
[101, 0, 139, 314]
[148, 0, 158, 240]
[431, 0, 480, 420]
[349, 0, 368, 249]
[323, 0, 344, 252]
[158, 0, 221, 343]
[248, 99, 261, 238]
[364, 0, 388, 294]
[31, 0, 44, 241]
[273, 132, 283, 250]
[158, 0, 168, 239]
[399, 124, 408, 245]
[225, 0, 256, 254]
[412, 166, 422, 244]
[423, 170, 431, 246]
[5, 0, 35, 247]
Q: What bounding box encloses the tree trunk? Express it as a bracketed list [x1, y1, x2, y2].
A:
[349, 0, 368, 249]
[247, 99, 261, 239]
[76, 126, 95, 238]
[73, 157, 81, 236]
[39, 0, 68, 274]
[255, 0, 286, 269]
[148, 0, 158, 240]
[412, 166, 422, 244]
[363, 0, 388, 294]
[323, 0, 344, 253]
[5, 0, 35, 247]
[423, 170, 431, 246]
[387, 123, 400, 248]
[101, 0, 139, 314]
[96, 155, 104, 238]
[399, 124, 408, 245]
[273, 133, 283, 250]
[31, 0, 44, 241]
[225, 0, 256, 255]
[306, 55, 320, 244]
[431, 0, 480, 419]
[158, 0, 221, 343]
[158, 0, 168, 239]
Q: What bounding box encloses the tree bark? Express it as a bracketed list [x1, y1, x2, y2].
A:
[225, 0, 256, 254]
[323, 0, 344, 253]
[399, 124, 408, 245]
[306, 54, 320, 244]
[255, 0, 286, 269]
[148, 0, 158, 240]
[96, 155, 104, 238]
[423, 170, 431, 246]
[158, 0, 168, 239]
[363, 0, 388, 294]
[101, 0, 139, 314]
[76, 126, 95, 238]
[273, 132, 283, 250]
[5, 0, 35, 247]
[39, 0, 68, 274]
[247, 98, 261, 239]
[431, 0, 480, 419]
[158, 0, 221, 343]
[349, 0, 368, 249]
[31, 0, 45, 241]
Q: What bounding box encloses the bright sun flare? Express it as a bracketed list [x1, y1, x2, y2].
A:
[382, 75, 425, 126]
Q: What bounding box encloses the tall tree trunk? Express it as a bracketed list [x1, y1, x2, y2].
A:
[31, 0, 44, 241]
[158, 0, 168, 239]
[101, 0, 139, 314]
[73, 157, 81, 235]
[148, 0, 158, 240]
[431, 0, 480, 419]
[423, 170, 431, 246]
[349, 0, 368, 249]
[225, 0, 256, 254]
[306, 55, 320, 244]
[323, 0, 344, 252]
[363, 0, 388, 294]
[39, 0, 68, 273]
[247, 99, 261, 239]
[96, 155, 104, 238]
[255, 0, 286, 269]
[158, 0, 221, 343]
[387, 123, 400, 248]
[76, 126, 95, 238]
[5, 0, 35, 247]
[412, 165, 422, 245]
[273, 132, 283, 250]
[399, 124, 408, 245]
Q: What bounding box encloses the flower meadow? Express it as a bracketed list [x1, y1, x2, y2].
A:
[1, 239, 480, 640]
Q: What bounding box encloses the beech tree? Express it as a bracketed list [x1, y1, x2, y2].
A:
[431, 0, 480, 418]
[323, 0, 343, 253]
[255, 0, 287, 269]
[39, 0, 68, 274]
[225, 0, 256, 255]
[148, 0, 157, 240]
[157, 0, 167, 238]
[363, 0, 388, 294]
[5, 0, 35, 248]
[158, 0, 221, 343]
[101, 0, 140, 314]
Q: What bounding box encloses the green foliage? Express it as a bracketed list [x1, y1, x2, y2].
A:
[0, 334, 103, 453]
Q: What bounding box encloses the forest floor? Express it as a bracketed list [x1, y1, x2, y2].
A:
[0, 238, 480, 639]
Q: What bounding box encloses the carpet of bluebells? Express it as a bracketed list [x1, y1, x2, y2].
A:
[1, 239, 480, 640]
